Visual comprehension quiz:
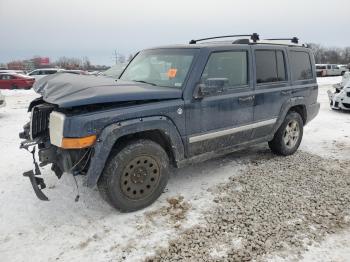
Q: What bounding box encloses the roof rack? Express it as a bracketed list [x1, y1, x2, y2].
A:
[265, 37, 299, 44]
[189, 33, 260, 44]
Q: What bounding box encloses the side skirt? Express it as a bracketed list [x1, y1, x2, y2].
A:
[176, 135, 273, 168]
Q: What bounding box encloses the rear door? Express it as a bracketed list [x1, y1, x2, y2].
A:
[185, 47, 255, 156]
[288, 48, 317, 110]
[251, 47, 290, 138]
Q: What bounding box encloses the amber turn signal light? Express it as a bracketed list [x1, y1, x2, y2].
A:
[61, 135, 96, 149]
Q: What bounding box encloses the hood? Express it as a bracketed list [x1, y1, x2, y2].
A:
[33, 73, 182, 108]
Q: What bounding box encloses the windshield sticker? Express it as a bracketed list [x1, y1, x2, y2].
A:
[167, 68, 178, 78]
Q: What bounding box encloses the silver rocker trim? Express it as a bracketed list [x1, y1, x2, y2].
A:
[189, 118, 277, 143]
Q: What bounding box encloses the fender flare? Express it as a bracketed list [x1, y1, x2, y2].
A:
[273, 96, 307, 134]
[85, 116, 184, 187]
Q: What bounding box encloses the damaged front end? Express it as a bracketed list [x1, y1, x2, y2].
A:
[328, 77, 350, 111]
[19, 99, 93, 201]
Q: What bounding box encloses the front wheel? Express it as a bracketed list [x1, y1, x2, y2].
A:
[98, 139, 169, 212]
[268, 111, 303, 156]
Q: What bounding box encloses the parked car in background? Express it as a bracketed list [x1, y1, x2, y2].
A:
[338, 64, 349, 72]
[0, 70, 26, 75]
[0, 91, 5, 108]
[316, 64, 347, 77]
[28, 68, 63, 80]
[328, 71, 350, 111]
[0, 73, 35, 89]
[62, 70, 87, 75]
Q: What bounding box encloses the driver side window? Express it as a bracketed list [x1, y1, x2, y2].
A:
[200, 51, 248, 94]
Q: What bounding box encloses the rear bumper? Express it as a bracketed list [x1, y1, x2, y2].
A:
[306, 102, 320, 124]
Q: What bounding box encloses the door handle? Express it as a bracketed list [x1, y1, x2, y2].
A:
[239, 96, 255, 102]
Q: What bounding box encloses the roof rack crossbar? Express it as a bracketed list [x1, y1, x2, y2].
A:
[265, 37, 299, 44]
[189, 33, 259, 44]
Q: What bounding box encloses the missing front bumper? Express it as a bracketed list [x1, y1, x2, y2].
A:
[20, 139, 49, 201]
[23, 170, 49, 201]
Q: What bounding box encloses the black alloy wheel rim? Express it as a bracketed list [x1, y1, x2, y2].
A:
[120, 155, 161, 200]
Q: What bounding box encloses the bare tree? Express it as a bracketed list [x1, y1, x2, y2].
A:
[308, 43, 350, 66]
[55, 57, 82, 69]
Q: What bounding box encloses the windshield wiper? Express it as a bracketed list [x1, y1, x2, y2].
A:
[132, 80, 157, 86]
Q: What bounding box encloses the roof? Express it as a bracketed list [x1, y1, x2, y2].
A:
[147, 34, 309, 50]
[147, 42, 309, 51]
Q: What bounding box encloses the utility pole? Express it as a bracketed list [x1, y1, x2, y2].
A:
[114, 50, 118, 65]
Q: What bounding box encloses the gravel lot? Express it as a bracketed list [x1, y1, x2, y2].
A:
[145, 151, 350, 261]
[0, 77, 349, 262]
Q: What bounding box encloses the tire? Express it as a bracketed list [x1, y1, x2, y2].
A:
[268, 111, 304, 156]
[98, 139, 169, 212]
[11, 84, 17, 90]
[341, 71, 345, 76]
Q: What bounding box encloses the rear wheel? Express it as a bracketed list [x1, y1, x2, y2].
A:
[268, 111, 303, 156]
[98, 139, 169, 212]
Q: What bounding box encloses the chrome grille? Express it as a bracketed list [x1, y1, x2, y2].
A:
[30, 104, 55, 139]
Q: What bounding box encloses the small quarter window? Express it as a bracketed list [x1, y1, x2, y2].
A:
[200, 51, 248, 90]
[290, 51, 313, 81]
[255, 50, 286, 84]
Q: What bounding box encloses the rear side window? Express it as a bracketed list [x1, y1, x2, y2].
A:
[290, 51, 313, 81]
[44, 70, 57, 75]
[255, 50, 286, 84]
[0, 75, 12, 80]
[200, 51, 248, 89]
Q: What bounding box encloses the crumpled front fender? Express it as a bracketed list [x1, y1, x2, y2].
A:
[85, 116, 185, 187]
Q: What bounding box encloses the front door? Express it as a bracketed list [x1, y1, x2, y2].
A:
[186, 49, 255, 156]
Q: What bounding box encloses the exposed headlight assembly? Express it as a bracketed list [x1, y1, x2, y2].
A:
[49, 111, 66, 147]
[49, 111, 96, 149]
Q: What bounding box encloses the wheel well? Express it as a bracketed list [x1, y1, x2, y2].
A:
[289, 105, 307, 124]
[112, 130, 176, 166]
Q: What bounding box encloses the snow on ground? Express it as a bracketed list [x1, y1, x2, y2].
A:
[300, 76, 350, 159]
[0, 77, 349, 262]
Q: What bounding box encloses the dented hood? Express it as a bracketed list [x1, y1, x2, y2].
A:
[33, 73, 182, 108]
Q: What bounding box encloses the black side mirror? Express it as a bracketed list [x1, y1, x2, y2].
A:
[194, 78, 229, 99]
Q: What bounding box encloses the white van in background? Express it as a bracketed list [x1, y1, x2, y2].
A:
[316, 64, 348, 77]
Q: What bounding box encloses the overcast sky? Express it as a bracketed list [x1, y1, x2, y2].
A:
[1, 0, 349, 65]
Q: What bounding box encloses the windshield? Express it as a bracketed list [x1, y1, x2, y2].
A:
[120, 49, 198, 88]
[104, 63, 128, 78]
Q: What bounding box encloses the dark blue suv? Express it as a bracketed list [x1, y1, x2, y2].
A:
[20, 34, 320, 211]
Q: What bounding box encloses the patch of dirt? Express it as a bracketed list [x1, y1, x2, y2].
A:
[144, 195, 191, 228]
[145, 151, 350, 261]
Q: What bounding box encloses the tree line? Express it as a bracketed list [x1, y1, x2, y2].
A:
[308, 43, 350, 65]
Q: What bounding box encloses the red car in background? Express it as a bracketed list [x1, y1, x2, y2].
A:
[0, 73, 35, 89]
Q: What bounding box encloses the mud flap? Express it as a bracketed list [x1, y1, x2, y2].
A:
[23, 170, 49, 201]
